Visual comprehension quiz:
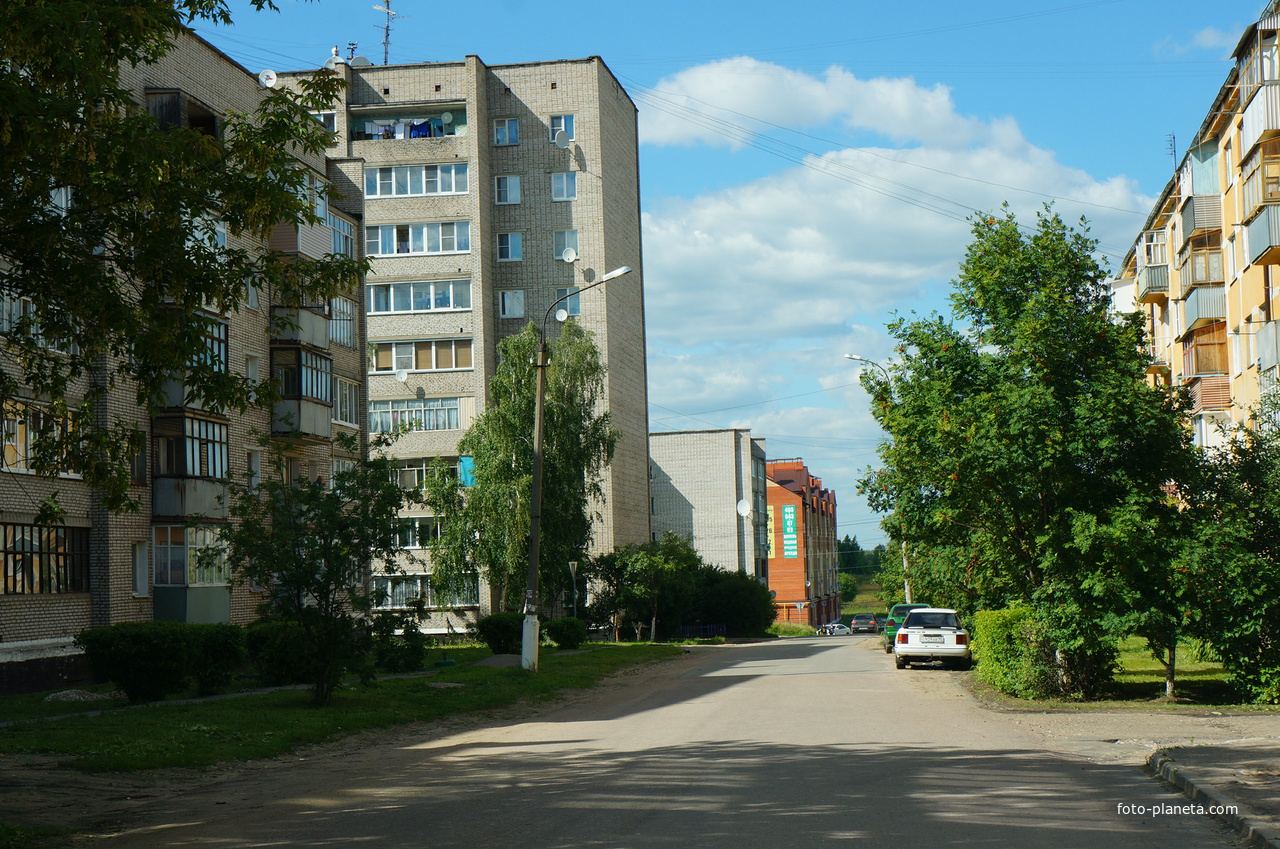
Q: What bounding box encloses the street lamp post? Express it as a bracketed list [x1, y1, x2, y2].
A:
[843, 353, 913, 604]
[522, 266, 633, 672]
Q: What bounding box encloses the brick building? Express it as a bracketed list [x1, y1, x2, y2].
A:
[649, 429, 768, 578]
[765, 459, 839, 628]
[279, 53, 649, 626]
[0, 31, 365, 691]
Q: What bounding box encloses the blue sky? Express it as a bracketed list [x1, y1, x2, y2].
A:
[201, 0, 1263, 547]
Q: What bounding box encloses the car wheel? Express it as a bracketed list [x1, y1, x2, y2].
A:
[884, 642, 893, 654]
[894, 654, 908, 669]
[953, 658, 972, 671]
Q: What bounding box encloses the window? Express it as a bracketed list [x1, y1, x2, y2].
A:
[363, 164, 469, 198]
[1185, 233, 1224, 286]
[365, 222, 471, 256]
[273, 348, 333, 402]
[554, 230, 578, 261]
[556, 287, 581, 317]
[330, 457, 356, 492]
[499, 290, 525, 319]
[153, 525, 227, 587]
[312, 111, 337, 133]
[329, 212, 354, 257]
[495, 175, 521, 204]
[372, 571, 479, 609]
[2, 523, 89, 594]
[551, 172, 577, 201]
[152, 416, 228, 478]
[309, 175, 328, 219]
[367, 280, 471, 313]
[193, 318, 229, 373]
[245, 277, 260, 311]
[550, 114, 575, 141]
[329, 296, 357, 347]
[2, 401, 74, 474]
[498, 232, 522, 261]
[132, 541, 149, 596]
[1139, 230, 1167, 267]
[245, 355, 259, 390]
[333, 377, 360, 426]
[246, 449, 261, 491]
[1244, 140, 1280, 215]
[370, 339, 473, 372]
[1, 292, 78, 355]
[493, 118, 518, 146]
[370, 397, 461, 432]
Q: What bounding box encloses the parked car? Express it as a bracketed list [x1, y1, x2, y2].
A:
[893, 607, 971, 670]
[882, 603, 929, 652]
[849, 613, 879, 633]
[819, 622, 851, 636]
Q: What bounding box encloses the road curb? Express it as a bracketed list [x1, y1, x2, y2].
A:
[1146, 749, 1279, 849]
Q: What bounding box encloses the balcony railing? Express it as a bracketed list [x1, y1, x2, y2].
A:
[1243, 81, 1280, 155]
[1137, 263, 1169, 302]
[1187, 374, 1231, 413]
[1248, 205, 1280, 265]
[1179, 196, 1222, 247]
[1184, 285, 1226, 330]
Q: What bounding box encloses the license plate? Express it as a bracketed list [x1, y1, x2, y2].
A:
[920, 635, 943, 644]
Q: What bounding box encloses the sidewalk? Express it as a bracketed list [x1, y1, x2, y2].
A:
[1148, 740, 1280, 849]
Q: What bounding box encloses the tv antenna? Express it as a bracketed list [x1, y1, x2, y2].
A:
[372, 1, 407, 65]
[347, 41, 358, 61]
[1166, 132, 1177, 168]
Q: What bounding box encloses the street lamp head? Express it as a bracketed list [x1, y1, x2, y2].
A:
[843, 354, 866, 363]
[600, 265, 632, 282]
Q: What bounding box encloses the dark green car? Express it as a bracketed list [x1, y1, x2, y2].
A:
[882, 603, 929, 653]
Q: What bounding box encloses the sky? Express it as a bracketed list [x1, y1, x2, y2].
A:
[199, 0, 1266, 547]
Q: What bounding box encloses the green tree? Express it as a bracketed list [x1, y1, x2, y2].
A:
[860, 207, 1196, 699]
[837, 534, 864, 573]
[1178, 395, 1280, 703]
[214, 433, 424, 705]
[425, 322, 618, 611]
[1, 0, 364, 519]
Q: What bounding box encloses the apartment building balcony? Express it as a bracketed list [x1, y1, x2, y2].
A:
[1136, 263, 1169, 302]
[1145, 341, 1170, 375]
[1183, 285, 1226, 331]
[1242, 80, 1280, 155]
[152, 477, 227, 520]
[271, 306, 329, 349]
[1187, 374, 1231, 413]
[1179, 196, 1222, 245]
[1248, 205, 1280, 265]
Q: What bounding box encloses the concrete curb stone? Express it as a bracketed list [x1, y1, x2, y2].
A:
[1147, 746, 1280, 849]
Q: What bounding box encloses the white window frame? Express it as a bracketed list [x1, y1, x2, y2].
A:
[367, 280, 472, 314]
[550, 114, 575, 141]
[363, 164, 470, 198]
[332, 377, 360, 426]
[329, 296, 357, 347]
[551, 172, 577, 201]
[132, 541, 149, 596]
[493, 118, 519, 146]
[369, 397, 462, 433]
[498, 232, 523, 261]
[365, 222, 471, 257]
[153, 525, 228, 587]
[369, 339, 474, 373]
[554, 230, 579, 260]
[556, 287, 581, 317]
[495, 175, 521, 205]
[500, 290, 525, 319]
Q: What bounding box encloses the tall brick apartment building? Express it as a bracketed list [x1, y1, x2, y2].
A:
[766, 459, 839, 628]
[0, 32, 365, 691]
[278, 53, 649, 627]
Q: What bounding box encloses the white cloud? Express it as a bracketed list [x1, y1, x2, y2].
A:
[639, 57, 984, 149]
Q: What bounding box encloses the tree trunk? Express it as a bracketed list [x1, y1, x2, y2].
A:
[1166, 644, 1177, 700]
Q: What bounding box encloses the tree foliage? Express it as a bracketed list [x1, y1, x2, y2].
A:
[215, 433, 424, 705]
[425, 322, 618, 611]
[860, 207, 1196, 698]
[1, 0, 365, 518]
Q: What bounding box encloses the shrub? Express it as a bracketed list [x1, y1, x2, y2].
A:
[690, 567, 777, 637]
[476, 612, 525, 655]
[75, 621, 195, 703]
[768, 622, 814, 637]
[370, 611, 431, 673]
[245, 619, 314, 686]
[545, 617, 588, 650]
[188, 623, 247, 695]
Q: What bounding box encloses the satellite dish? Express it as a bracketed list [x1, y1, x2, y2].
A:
[393, 369, 409, 384]
[441, 111, 453, 124]
[555, 308, 569, 323]
[553, 129, 570, 149]
[736, 499, 751, 517]
[258, 70, 278, 88]
[560, 247, 578, 263]
[351, 56, 374, 67]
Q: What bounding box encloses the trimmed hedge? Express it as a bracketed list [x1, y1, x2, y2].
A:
[189, 623, 247, 695]
[476, 612, 525, 655]
[75, 621, 246, 703]
[545, 617, 588, 650]
[970, 607, 1056, 699]
[244, 619, 314, 686]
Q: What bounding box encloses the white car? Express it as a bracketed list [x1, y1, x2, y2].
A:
[893, 608, 971, 670]
[819, 622, 851, 636]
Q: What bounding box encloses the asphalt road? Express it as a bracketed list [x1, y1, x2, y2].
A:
[91, 636, 1247, 848]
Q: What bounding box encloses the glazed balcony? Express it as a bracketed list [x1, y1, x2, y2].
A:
[1179, 196, 1222, 246]
[1242, 81, 1280, 155]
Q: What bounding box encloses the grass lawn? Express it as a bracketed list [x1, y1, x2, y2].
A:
[1109, 636, 1240, 705]
[840, 581, 885, 616]
[0, 644, 678, 773]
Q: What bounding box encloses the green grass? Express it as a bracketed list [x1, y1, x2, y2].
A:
[840, 581, 885, 616]
[0, 644, 678, 773]
[0, 824, 71, 849]
[1108, 636, 1239, 705]
[768, 622, 814, 637]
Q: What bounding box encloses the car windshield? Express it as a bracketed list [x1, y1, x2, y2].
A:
[903, 611, 960, 629]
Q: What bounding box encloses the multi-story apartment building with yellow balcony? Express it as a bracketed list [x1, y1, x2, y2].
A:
[278, 53, 649, 632]
[1115, 4, 1280, 448]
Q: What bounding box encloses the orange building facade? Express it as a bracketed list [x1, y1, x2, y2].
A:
[765, 459, 839, 628]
